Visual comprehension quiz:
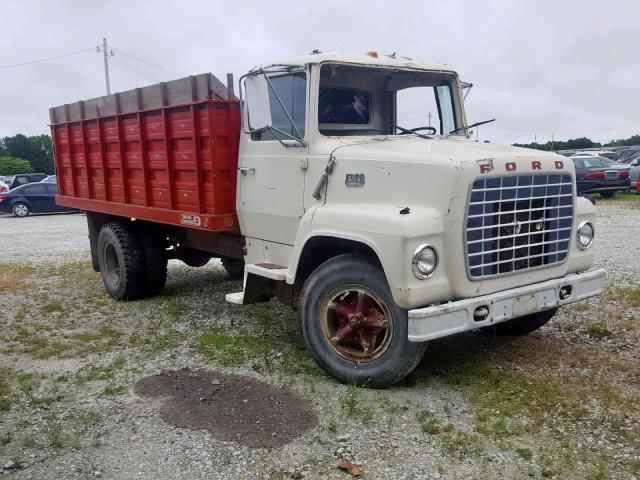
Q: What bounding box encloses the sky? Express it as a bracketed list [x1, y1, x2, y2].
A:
[1, 0, 639, 145]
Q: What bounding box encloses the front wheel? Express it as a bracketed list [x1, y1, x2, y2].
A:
[12, 202, 30, 217]
[482, 308, 557, 335]
[298, 254, 427, 388]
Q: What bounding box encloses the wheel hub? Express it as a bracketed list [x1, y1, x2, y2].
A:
[321, 287, 393, 363]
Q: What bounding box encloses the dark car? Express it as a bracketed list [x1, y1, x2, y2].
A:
[572, 157, 630, 198]
[0, 183, 77, 217]
[8, 173, 47, 189]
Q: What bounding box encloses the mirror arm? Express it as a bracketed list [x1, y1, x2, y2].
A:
[268, 126, 307, 147]
[261, 70, 304, 140]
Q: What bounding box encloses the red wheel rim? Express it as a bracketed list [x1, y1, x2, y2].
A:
[320, 285, 394, 363]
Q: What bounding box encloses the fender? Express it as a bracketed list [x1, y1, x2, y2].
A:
[287, 203, 449, 308]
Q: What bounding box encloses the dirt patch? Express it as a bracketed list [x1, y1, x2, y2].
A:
[134, 369, 317, 448]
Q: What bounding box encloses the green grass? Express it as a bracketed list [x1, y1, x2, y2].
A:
[0, 396, 11, 411]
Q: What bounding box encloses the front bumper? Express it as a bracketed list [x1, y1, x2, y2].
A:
[407, 268, 605, 342]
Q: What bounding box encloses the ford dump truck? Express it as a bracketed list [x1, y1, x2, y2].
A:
[51, 52, 605, 387]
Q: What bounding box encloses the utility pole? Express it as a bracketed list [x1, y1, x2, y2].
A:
[427, 111, 432, 128]
[551, 132, 555, 151]
[534, 132, 537, 145]
[97, 38, 112, 95]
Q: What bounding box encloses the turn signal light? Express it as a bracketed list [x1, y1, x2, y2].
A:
[585, 171, 605, 180]
[0, 195, 5, 203]
[620, 170, 629, 179]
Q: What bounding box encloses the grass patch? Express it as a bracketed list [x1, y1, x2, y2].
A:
[0, 433, 13, 445]
[0, 396, 11, 411]
[102, 385, 127, 396]
[585, 321, 613, 338]
[416, 409, 453, 434]
[602, 286, 640, 309]
[516, 447, 534, 460]
[338, 382, 373, 423]
[40, 300, 65, 314]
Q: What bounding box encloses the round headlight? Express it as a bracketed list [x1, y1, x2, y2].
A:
[576, 221, 594, 250]
[412, 244, 439, 279]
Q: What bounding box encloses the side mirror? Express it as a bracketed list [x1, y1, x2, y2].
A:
[244, 75, 272, 132]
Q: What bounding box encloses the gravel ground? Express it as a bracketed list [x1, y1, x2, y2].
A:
[0, 200, 638, 480]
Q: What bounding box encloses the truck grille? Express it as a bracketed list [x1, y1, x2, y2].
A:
[465, 174, 573, 279]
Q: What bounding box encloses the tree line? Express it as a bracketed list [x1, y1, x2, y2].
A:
[0, 134, 54, 175]
[513, 134, 640, 152]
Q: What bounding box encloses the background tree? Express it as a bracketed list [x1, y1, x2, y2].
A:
[0, 134, 54, 174]
[0, 157, 34, 175]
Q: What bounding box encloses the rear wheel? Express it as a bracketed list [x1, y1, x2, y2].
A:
[299, 254, 427, 388]
[97, 223, 145, 300]
[12, 203, 30, 217]
[482, 308, 557, 335]
[141, 243, 167, 298]
[221, 256, 244, 280]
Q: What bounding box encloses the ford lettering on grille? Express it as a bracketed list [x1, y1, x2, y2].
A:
[465, 174, 573, 279]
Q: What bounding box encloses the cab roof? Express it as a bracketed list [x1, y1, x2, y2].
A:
[255, 51, 458, 74]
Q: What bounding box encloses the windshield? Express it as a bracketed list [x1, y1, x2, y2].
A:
[318, 64, 460, 137]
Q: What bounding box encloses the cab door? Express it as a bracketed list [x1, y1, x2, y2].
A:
[237, 72, 308, 246]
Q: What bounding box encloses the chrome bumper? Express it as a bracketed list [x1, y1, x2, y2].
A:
[408, 269, 605, 342]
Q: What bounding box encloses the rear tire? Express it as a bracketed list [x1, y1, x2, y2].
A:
[141, 243, 167, 298]
[221, 256, 245, 280]
[298, 254, 427, 388]
[482, 308, 557, 335]
[12, 202, 30, 217]
[97, 223, 145, 300]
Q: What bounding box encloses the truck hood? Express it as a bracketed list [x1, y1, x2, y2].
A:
[332, 136, 564, 168]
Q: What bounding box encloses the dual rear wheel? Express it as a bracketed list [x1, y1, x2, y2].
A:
[96, 222, 243, 300]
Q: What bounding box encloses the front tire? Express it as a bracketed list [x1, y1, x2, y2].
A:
[12, 202, 30, 217]
[483, 308, 557, 335]
[97, 223, 145, 300]
[298, 254, 427, 388]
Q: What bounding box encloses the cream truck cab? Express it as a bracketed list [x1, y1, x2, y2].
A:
[228, 51, 604, 386]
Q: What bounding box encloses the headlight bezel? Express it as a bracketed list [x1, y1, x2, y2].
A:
[576, 221, 595, 250]
[412, 244, 439, 279]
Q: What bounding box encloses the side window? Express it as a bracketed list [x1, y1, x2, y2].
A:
[435, 85, 455, 135]
[255, 73, 306, 141]
[15, 176, 29, 186]
[26, 184, 47, 194]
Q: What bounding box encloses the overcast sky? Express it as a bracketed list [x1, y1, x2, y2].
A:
[2, 0, 638, 145]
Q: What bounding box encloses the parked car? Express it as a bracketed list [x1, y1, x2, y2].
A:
[569, 150, 621, 161]
[0, 183, 77, 217]
[40, 175, 57, 184]
[572, 156, 630, 198]
[629, 157, 640, 192]
[8, 173, 47, 189]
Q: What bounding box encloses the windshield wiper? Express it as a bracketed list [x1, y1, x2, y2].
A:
[392, 124, 433, 140]
[448, 119, 496, 136]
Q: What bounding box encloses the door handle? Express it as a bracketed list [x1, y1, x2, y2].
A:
[238, 167, 256, 175]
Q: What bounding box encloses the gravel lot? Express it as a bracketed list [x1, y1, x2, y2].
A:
[0, 199, 638, 479]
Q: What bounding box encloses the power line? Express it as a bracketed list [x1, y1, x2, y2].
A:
[111, 57, 160, 83]
[111, 47, 182, 77]
[0, 47, 95, 70]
